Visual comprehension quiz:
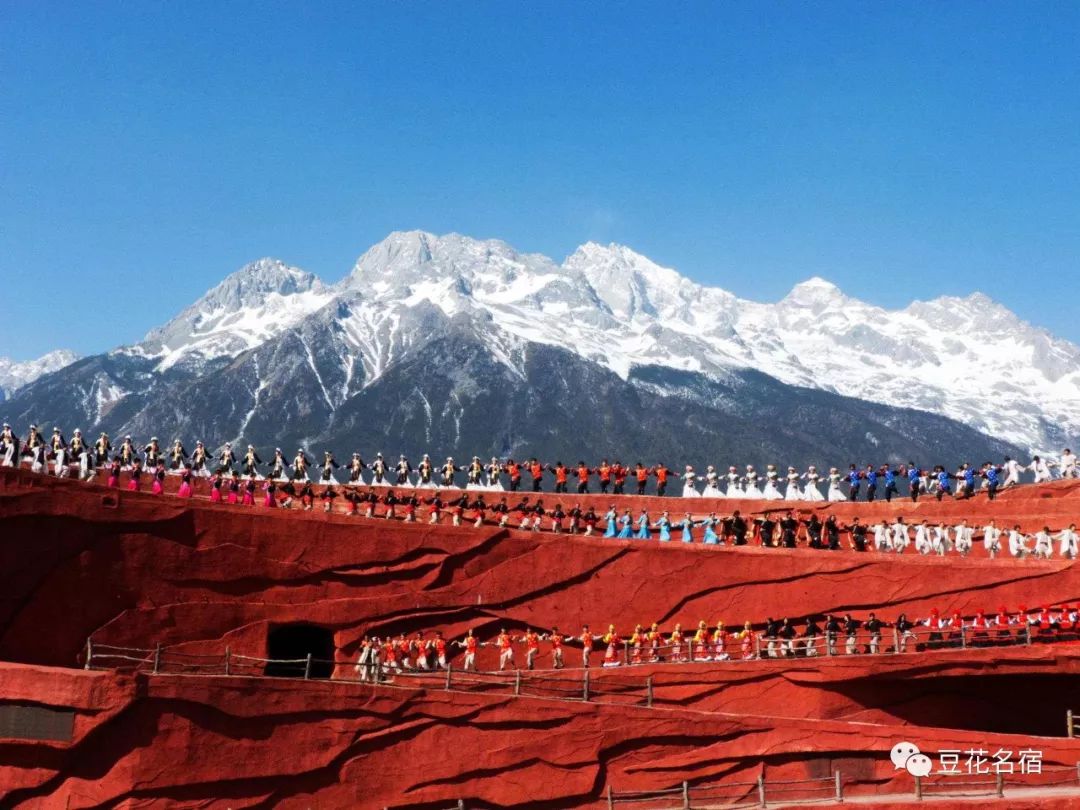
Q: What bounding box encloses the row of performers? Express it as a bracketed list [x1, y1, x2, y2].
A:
[104, 465, 1080, 559]
[357, 605, 1076, 676]
[3, 425, 1069, 501]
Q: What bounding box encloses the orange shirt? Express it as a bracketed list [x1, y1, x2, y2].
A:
[655, 466, 669, 483]
[599, 464, 611, 482]
[498, 633, 513, 651]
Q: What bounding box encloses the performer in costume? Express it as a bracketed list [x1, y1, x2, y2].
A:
[762, 465, 783, 500]
[167, 439, 187, 472]
[653, 511, 672, 541]
[217, 443, 236, 474]
[603, 506, 618, 537]
[701, 466, 723, 498]
[803, 466, 825, 501]
[319, 451, 340, 484]
[189, 441, 209, 477]
[826, 468, 846, 502]
[635, 510, 651, 540]
[681, 465, 700, 497]
[784, 467, 802, 501]
[395, 455, 413, 486]
[93, 432, 111, 468]
[742, 465, 762, 498]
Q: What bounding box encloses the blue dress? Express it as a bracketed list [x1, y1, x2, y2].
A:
[616, 515, 633, 538]
[603, 509, 617, 538]
[680, 519, 694, 543]
[635, 514, 651, 540]
[656, 518, 672, 542]
[702, 518, 719, 545]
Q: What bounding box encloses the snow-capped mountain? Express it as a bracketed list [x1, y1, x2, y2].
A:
[132, 258, 333, 372]
[0, 350, 79, 400]
[3, 230, 1072, 467]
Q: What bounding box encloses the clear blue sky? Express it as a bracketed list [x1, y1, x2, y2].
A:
[2, 2, 1079, 361]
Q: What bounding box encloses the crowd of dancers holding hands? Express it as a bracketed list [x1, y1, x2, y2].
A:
[4, 424, 1079, 559]
[3, 423, 1077, 501]
[355, 604, 1078, 678]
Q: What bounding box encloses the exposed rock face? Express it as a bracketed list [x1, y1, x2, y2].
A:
[1, 470, 1079, 808]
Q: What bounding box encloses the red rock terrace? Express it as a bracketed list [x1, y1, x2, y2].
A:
[1, 467, 1079, 808]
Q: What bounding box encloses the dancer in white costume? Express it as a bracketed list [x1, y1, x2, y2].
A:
[913, 522, 934, 554]
[724, 467, 742, 498]
[802, 466, 825, 501]
[742, 465, 762, 498]
[826, 468, 846, 502]
[890, 518, 911, 552]
[1029, 456, 1054, 483]
[701, 466, 723, 498]
[784, 466, 802, 501]
[1060, 449, 1077, 479]
[983, 521, 1003, 558]
[681, 465, 701, 497]
[762, 465, 784, 500]
[1001, 457, 1024, 488]
[1057, 524, 1078, 559]
[872, 522, 890, 552]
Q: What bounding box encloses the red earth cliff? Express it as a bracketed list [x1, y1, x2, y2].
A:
[1, 468, 1079, 808]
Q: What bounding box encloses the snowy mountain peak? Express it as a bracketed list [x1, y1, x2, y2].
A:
[783, 276, 846, 308]
[135, 258, 332, 371]
[0, 349, 79, 399]
[192, 257, 325, 312]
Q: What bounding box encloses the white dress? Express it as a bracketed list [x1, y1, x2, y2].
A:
[743, 474, 762, 499]
[826, 473, 846, 502]
[682, 472, 701, 498]
[762, 473, 784, 500]
[701, 472, 723, 498]
[724, 473, 742, 499]
[803, 473, 825, 501]
[784, 473, 803, 501]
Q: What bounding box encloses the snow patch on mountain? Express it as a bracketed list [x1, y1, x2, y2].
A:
[0, 350, 79, 399]
[133, 258, 333, 371]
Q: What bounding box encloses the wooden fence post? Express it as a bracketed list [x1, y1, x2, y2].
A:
[893, 626, 900, 654]
[304, 653, 312, 680]
[583, 668, 590, 702]
[960, 625, 967, 649]
[514, 670, 521, 696]
[224, 646, 231, 676]
[995, 770, 1004, 798]
[153, 643, 162, 674]
[914, 774, 922, 801]
[445, 664, 452, 691]
[1068, 709, 1074, 738]
[681, 780, 690, 809]
[84, 639, 92, 670]
[756, 774, 766, 807]
[645, 675, 653, 708]
[835, 769, 842, 802]
[606, 784, 614, 809]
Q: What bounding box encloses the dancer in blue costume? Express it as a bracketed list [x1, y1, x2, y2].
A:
[702, 513, 720, 545]
[679, 513, 696, 543]
[655, 512, 672, 541]
[635, 510, 651, 540]
[603, 506, 618, 537]
[616, 510, 633, 538]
